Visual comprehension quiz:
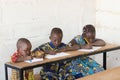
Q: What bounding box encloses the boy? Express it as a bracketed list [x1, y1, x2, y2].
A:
[11, 38, 34, 80]
[33, 27, 75, 80]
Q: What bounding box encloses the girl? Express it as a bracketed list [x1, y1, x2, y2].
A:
[66, 24, 106, 78]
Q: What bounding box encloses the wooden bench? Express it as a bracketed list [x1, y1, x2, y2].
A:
[76, 67, 120, 80]
[34, 74, 41, 80]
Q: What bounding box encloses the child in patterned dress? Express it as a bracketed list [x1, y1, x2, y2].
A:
[69, 24, 106, 47]
[66, 24, 106, 78]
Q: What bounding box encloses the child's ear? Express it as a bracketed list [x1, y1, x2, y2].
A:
[17, 49, 21, 54]
[17, 49, 19, 52]
[49, 36, 51, 40]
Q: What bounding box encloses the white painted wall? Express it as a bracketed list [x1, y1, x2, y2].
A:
[0, 0, 95, 80]
[95, 0, 120, 69]
[1, 0, 120, 80]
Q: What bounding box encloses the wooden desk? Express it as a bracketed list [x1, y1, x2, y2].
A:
[5, 43, 120, 80]
[76, 66, 120, 80]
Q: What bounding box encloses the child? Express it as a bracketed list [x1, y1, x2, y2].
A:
[34, 25, 105, 79]
[11, 38, 34, 80]
[69, 24, 106, 48]
[33, 27, 75, 80]
[66, 24, 106, 78]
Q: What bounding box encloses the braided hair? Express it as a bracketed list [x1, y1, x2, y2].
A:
[82, 24, 96, 37]
[83, 24, 96, 34]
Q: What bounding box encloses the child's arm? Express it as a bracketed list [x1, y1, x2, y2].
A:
[11, 53, 23, 63]
[68, 39, 92, 50]
[68, 39, 77, 46]
[56, 44, 92, 52]
[11, 53, 32, 63]
[92, 39, 106, 46]
[44, 50, 57, 55]
[31, 50, 45, 58]
[57, 45, 80, 52]
[24, 56, 33, 60]
[17, 56, 32, 62]
[81, 44, 92, 49]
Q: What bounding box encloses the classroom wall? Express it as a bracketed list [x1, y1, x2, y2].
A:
[1, 0, 120, 80]
[0, 0, 95, 80]
[95, 0, 120, 69]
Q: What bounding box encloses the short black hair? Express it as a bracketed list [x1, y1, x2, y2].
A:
[50, 27, 63, 36]
[17, 38, 31, 49]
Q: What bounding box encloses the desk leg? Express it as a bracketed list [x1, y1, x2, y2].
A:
[19, 69, 23, 80]
[103, 52, 107, 70]
[5, 64, 8, 80]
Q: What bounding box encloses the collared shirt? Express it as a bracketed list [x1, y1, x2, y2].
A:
[33, 42, 66, 52]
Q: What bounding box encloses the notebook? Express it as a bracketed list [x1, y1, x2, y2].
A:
[45, 52, 70, 59]
[78, 46, 101, 52]
[25, 58, 43, 63]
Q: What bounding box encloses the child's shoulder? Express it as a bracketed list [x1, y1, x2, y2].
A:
[39, 42, 50, 47]
[74, 35, 82, 39]
[11, 51, 19, 63]
[59, 42, 66, 47]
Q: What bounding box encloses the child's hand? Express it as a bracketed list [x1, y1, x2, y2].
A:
[72, 45, 81, 50]
[82, 44, 92, 49]
[25, 56, 32, 60]
[57, 48, 66, 52]
[35, 50, 45, 58]
[57, 45, 80, 52]
[45, 50, 56, 55]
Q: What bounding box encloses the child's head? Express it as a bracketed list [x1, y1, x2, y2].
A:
[49, 27, 63, 48]
[17, 38, 32, 57]
[82, 24, 96, 43]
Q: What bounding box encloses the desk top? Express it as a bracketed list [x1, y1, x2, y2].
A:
[5, 43, 120, 70]
[76, 66, 120, 80]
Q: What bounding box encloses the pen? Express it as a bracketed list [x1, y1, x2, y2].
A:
[29, 60, 32, 63]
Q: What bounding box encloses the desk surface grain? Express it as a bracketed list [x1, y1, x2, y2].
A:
[5, 43, 120, 69]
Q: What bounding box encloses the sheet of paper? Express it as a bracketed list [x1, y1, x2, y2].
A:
[45, 52, 70, 59]
[78, 46, 101, 52]
[25, 58, 43, 63]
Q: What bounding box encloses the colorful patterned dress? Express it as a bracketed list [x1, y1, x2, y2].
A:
[34, 39, 104, 80]
[34, 42, 75, 80]
[67, 35, 104, 77]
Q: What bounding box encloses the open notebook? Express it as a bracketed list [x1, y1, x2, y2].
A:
[45, 52, 70, 59]
[78, 46, 101, 52]
[25, 58, 43, 63]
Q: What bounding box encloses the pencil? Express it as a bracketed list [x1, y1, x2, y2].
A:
[84, 38, 89, 44]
